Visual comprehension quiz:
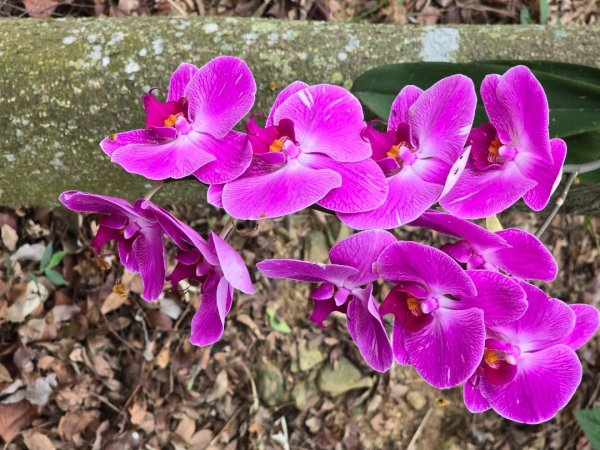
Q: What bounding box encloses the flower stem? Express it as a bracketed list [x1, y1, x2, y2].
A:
[535, 170, 579, 238]
[219, 216, 236, 240]
[144, 181, 165, 201]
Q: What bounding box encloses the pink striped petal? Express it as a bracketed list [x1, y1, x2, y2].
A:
[523, 138, 567, 211]
[193, 131, 253, 184]
[387, 85, 423, 132]
[167, 62, 198, 102]
[266, 81, 309, 126]
[560, 304, 600, 350]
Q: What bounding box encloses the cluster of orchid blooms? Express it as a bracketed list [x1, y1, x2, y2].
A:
[59, 56, 599, 425]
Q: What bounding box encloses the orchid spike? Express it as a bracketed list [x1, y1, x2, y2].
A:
[440, 65, 567, 218]
[101, 57, 256, 183]
[257, 230, 396, 372]
[59, 191, 166, 301]
[220, 82, 388, 219]
[411, 210, 558, 281]
[464, 281, 599, 424]
[338, 75, 476, 229]
[141, 201, 255, 346]
[377, 241, 526, 389]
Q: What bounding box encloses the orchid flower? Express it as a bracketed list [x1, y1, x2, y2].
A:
[377, 241, 527, 388]
[100, 57, 256, 183]
[440, 65, 567, 218]
[141, 202, 255, 346]
[464, 280, 599, 424]
[219, 82, 388, 219]
[257, 230, 396, 372]
[411, 210, 557, 281]
[59, 191, 166, 301]
[337, 75, 476, 230]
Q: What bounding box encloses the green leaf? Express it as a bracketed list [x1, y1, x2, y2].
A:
[46, 250, 66, 270]
[520, 5, 533, 24]
[45, 268, 67, 286]
[564, 131, 600, 184]
[575, 408, 600, 450]
[539, 0, 549, 24]
[266, 307, 292, 334]
[40, 242, 53, 271]
[352, 61, 600, 138]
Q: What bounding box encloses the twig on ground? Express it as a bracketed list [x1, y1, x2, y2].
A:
[406, 407, 434, 450]
[143, 181, 165, 201]
[563, 159, 600, 174]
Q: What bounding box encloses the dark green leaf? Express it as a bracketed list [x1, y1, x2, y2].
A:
[46, 250, 66, 270]
[352, 62, 600, 138]
[564, 131, 600, 184]
[266, 307, 292, 334]
[45, 268, 67, 286]
[40, 242, 53, 271]
[520, 6, 533, 24]
[575, 408, 600, 450]
[539, 0, 549, 24]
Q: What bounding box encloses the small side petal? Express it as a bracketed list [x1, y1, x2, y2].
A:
[305, 155, 388, 214]
[481, 345, 581, 424]
[193, 131, 253, 184]
[257, 259, 359, 285]
[489, 228, 558, 281]
[346, 288, 393, 373]
[222, 159, 341, 220]
[388, 85, 423, 131]
[190, 274, 232, 346]
[522, 138, 567, 211]
[133, 226, 166, 301]
[462, 270, 527, 326]
[464, 377, 491, 413]
[560, 304, 600, 350]
[207, 184, 224, 208]
[210, 232, 255, 295]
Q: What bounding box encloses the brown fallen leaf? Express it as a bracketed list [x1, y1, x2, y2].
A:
[1, 224, 18, 251]
[23, 430, 56, 450]
[3, 280, 49, 323]
[0, 400, 36, 442]
[175, 414, 196, 443]
[0, 363, 12, 383]
[58, 410, 97, 441]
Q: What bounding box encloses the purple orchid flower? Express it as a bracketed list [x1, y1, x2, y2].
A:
[140, 202, 255, 346]
[377, 241, 527, 388]
[100, 57, 256, 183]
[337, 75, 477, 230]
[440, 66, 567, 218]
[463, 280, 599, 424]
[257, 230, 396, 372]
[59, 191, 166, 301]
[220, 82, 388, 219]
[411, 210, 557, 281]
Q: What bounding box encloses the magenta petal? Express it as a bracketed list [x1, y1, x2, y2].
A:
[111, 133, 216, 180]
[440, 146, 471, 199]
[193, 131, 253, 184]
[346, 288, 393, 373]
[190, 274, 232, 346]
[100, 129, 157, 158]
[167, 62, 198, 102]
[560, 304, 600, 350]
[489, 228, 557, 281]
[329, 230, 396, 285]
[405, 307, 485, 389]
[463, 270, 527, 326]
[491, 281, 576, 353]
[185, 56, 256, 139]
[481, 66, 551, 161]
[132, 226, 166, 301]
[267, 81, 309, 126]
[338, 167, 443, 230]
[273, 84, 371, 163]
[222, 159, 341, 220]
[59, 190, 136, 217]
[440, 164, 537, 219]
[388, 85, 423, 132]
[209, 231, 255, 295]
[480, 345, 581, 424]
[378, 241, 477, 298]
[523, 138, 567, 211]
[410, 75, 476, 164]
[380, 289, 411, 365]
[257, 259, 359, 285]
[464, 377, 491, 413]
[207, 184, 224, 208]
[304, 154, 387, 214]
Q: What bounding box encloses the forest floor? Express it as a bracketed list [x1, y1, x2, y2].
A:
[0, 205, 598, 449]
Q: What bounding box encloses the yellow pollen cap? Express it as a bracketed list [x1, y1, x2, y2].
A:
[269, 139, 284, 152]
[387, 145, 400, 159]
[163, 114, 180, 128]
